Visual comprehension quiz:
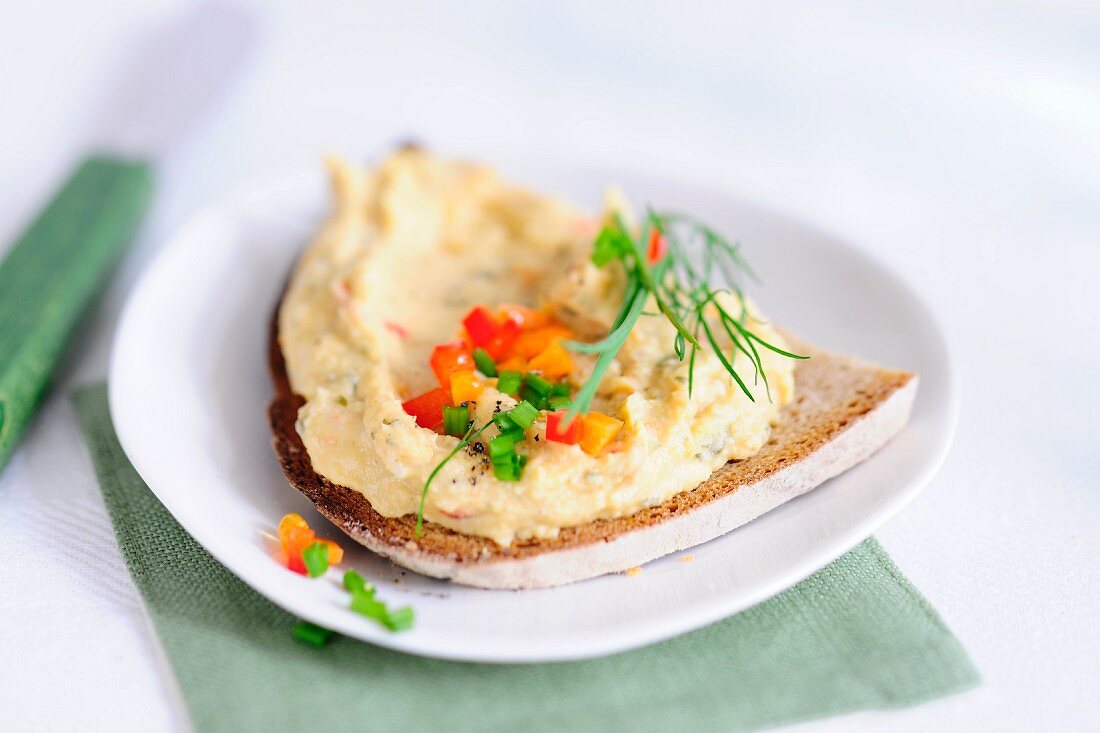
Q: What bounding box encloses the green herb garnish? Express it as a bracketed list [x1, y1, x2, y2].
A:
[472, 347, 497, 377]
[492, 452, 528, 482]
[348, 579, 415, 632]
[564, 211, 807, 418]
[293, 620, 335, 646]
[442, 404, 470, 437]
[507, 400, 539, 429]
[488, 433, 518, 460]
[496, 370, 523, 395]
[302, 541, 330, 578]
[520, 373, 553, 409]
[547, 395, 571, 410]
[344, 569, 370, 595]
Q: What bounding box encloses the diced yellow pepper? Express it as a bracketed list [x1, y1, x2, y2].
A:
[528, 340, 575, 378]
[578, 412, 624, 456]
[449, 370, 486, 404]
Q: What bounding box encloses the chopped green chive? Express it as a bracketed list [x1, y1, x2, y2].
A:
[508, 400, 539, 429]
[442, 405, 470, 437]
[383, 606, 415, 632]
[547, 395, 571, 410]
[521, 373, 553, 409]
[550, 381, 571, 398]
[472, 347, 497, 377]
[351, 589, 386, 618]
[349, 581, 415, 632]
[293, 621, 335, 646]
[488, 433, 517, 460]
[492, 411, 518, 433]
[302, 541, 330, 578]
[524, 373, 553, 396]
[492, 453, 527, 482]
[496, 370, 523, 396]
[344, 569, 370, 595]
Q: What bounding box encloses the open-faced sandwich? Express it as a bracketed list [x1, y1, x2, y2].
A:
[268, 148, 917, 589]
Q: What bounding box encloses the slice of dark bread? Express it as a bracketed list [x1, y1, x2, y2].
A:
[268, 302, 916, 589]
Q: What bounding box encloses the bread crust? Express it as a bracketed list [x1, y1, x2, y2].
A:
[268, 300, 916, 588]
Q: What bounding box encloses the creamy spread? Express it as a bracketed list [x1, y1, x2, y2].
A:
[279, 150, 795, 546]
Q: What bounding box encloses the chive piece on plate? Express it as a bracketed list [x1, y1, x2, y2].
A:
[550, 381, 571, 398]
[343, 570, 370, 594]
[293, 621, 335, 646]
[302, 541, 330, 578]
[496, 370, 523, 396]
[472, 347, 497, 377]
[383, 607, 415, 632]
[442, 405, 470, 437]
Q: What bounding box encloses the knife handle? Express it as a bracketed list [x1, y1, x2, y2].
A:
[0, 155, 153, 473]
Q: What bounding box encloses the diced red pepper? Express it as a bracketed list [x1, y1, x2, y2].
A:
[462, 306, 500, 346]
[545, 410, 580, 444]
[402, 387, 452, 429]
[483, 317, 521, 360]
[429, 341, 473, 388]
[647, 228, 667, 264]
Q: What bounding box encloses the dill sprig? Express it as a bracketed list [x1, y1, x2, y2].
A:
[415, 208, 806, 536]
[564, 209, 808, 419]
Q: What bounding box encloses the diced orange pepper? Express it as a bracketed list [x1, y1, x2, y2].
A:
[324, 539, 344, 566]
[498, 303, 550, 330]
[513, 325, 573, 359]
[579, 412, 624, 456]
[276, 513, 343, 573]
[496, 355, 527, 372]
[280, 522, 316, 575]
[450, 370, 486, 404]
[278, 513, 308, 538]
[528, 340, 574, 378]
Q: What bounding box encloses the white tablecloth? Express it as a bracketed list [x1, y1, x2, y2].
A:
[1, 2, 1097, 730]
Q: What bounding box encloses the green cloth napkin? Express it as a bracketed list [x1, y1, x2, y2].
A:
[74, 384, 977, 733]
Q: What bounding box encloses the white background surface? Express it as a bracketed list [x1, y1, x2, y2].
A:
[1, 1, 1097, 730]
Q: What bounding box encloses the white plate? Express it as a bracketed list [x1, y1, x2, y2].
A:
[110, 160, 957, 663]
